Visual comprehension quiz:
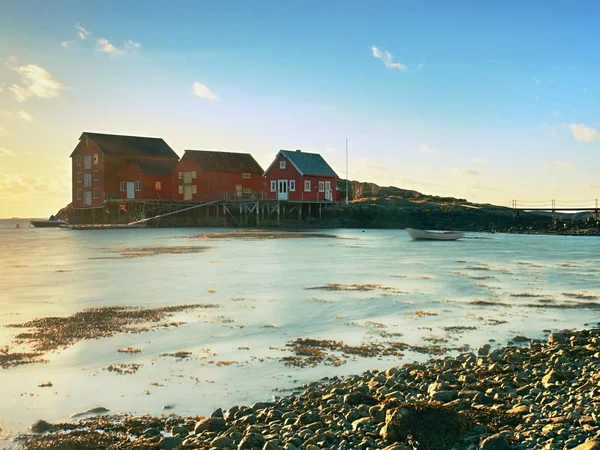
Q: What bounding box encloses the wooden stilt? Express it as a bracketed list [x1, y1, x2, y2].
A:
[277, 202, 280, 226]
[256, 200, 260, 227]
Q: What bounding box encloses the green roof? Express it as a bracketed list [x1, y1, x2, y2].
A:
[279, 150, 338, 177]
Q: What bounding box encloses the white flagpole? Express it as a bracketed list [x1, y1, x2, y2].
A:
[345, 138, 349, 205]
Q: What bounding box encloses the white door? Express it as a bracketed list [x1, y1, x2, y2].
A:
[126, 182, 135, 199]
[277, 179, 288, 200]
[183, 185, 193, 201]
[84, 191, 92, 206]
[325, 181, 332, 201]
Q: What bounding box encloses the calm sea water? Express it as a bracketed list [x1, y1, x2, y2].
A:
[1, 219, 599, 442]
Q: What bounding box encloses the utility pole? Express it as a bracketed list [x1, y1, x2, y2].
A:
[345, 138, 349, 205]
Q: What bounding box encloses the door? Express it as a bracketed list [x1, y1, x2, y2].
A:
[277, 180, 288, 200]
[183, 185, 193, 201]
[325, 181, 332, 201]
[84, 191, 92, 206]
[126, 182, 135, 199]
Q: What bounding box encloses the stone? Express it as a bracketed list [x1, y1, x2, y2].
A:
[508, 405, 529, 415]
[572, 441, 600, 450]
[479, 433, 510, 450]
[305, 445, 321, 450]
[343, 393, 378, 406]
[194, 416, 227, 433]
[431, 390, 459, 402]
[263, 441, 282, 450]
[478, 344, 491, 356]
[30, 420, 53, 433]
[383, 445, 412, 450]
[171, 425, 189, 436]
[238, 432, 265, 449]
[159, 436, 184, 450]
[211, 407, 224, 418]
[211, 436, 232, 448]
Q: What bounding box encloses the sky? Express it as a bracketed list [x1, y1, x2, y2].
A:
[1, 0, 599, 217]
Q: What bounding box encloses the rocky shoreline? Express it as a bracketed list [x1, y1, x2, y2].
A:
[18, 327, 600, 450]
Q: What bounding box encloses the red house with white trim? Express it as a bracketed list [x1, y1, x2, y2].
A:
[173, 150, 264, 201]
[70, 132, 179, 207]
[264, 150, 339, 202]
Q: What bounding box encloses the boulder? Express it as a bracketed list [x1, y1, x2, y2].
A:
[479, 433, 510, 450]
[194, 416, 227, 433]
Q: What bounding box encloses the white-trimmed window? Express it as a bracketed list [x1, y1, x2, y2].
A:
[84, 173, 92, 187]
[192, 185, 197, 194]
[178, 171, 183, 179]
[318, 181, 325, 192]
[76, 189, 82, 200]
[304, 180, 311, 192]
[93, 170, 99, 181]
[243, 187, 251, 194]
[135, 181, 141, 191]
[84, 155, 92, 170]
[93, 153, 99, 165]
[93, 188, 99, 199]
[279, 161, 286, 169]
[191, 171, 197, 179]
[242, 173, 251, 179]
[178, 185, 184, 194]
[289, 180, 296, 191]
[120, 181, 126, 192]
[155, 181, 162, 191]
[270, 180, 276, 192]
[77, 172, 82, 183]
[76, 156, 82, 166]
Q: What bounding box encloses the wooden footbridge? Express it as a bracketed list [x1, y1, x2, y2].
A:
[511, 199, 600, 222]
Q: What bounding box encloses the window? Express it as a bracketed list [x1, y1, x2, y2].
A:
[76, 156, 82, 166]
[280, 161, 286, 169]
[84, 155, 92, 170]
[77, 172, 82, 183]
[243, 187, 251, 194]
[93, 170, 99, 181]
[178, 172, 183, 179]
[270, 180, 276, 192]
[76, 189, 82, 200]
[93, 188, 99, 199]
[242, 173, 251, 179]
[289, 180, 296, 191]
[135, 181, 141, 191]
[318, 181, 325, 192]
[191, 171, 197, 179]
[120, 181, 126, 192]
[178, 185, 184, 194]
[84, 173, 92, 187]
[192, 185, 197, 194]
[155, 181, 162, 191]
[93, 153, 99, 165]
[304, 180, 311, 192]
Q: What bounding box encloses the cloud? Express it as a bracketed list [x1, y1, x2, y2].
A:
[61, 40, 76, 48]
[454, 168, 479, 177]
[96, 38, 140, 55]
[472, 157, 488, 164]
[416, 62, 424, 70]
[533, 77, 540, 84]
[0, 148, 15, 157]
[75, 24, 91, 40]
[419, 144, 436, 155]
[0, 125, 7, 135]
[539, 160, 574, 171]
[17, 110, 33, 122]
[371, 46, 408, 71]
[6, 56, 64, 102]
[0, 108, 10, 116]
[192, 81, 219, 100]
[566, 124, 600, 143]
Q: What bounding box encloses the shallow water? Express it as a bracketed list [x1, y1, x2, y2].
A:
[1, 219, 599, 442]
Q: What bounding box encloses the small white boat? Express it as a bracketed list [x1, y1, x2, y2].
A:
[406, 228, 464, 241]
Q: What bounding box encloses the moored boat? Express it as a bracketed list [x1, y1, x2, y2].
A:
[406, 228, 464, 241]
[30, 215, 65, 228]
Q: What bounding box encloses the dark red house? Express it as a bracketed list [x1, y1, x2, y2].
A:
[264, 150, 339, 202]
[173, 150, 264, 201]
[70, 132, 179, 207]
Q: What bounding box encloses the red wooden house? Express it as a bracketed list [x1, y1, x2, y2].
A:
[70, 132, 179, 207]
[264, 150, 339, 202]
[173, 150, 264, 201]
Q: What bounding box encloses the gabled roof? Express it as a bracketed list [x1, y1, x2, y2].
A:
[266, 150, 338, 177]
[130, 158, 177, 176]
[183, 150, 264, 173]
[71, 132, 178, 159]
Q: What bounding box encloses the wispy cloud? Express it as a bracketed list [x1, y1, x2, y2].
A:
[61, 40, 76, 48]
[539, 160, 574, 171]
[0, 148, 15, 157]
[371, 46, 408, 71]
[17, 110, 33, 122]
[96, 38, 141, 55]
[533, 77, 540, 84]
[566, 123, 600, 143]
[454, 168, 479, 177]
[0, 108, 10, 116]
[419, 144, 436, 155]
[6, 56, 64, 102]
[75, 24, 91, 40]
[416, 62, 424, 70]
[192, 81, 219, 101]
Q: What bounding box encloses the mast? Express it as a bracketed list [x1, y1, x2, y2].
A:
[345, 138, 349, 205]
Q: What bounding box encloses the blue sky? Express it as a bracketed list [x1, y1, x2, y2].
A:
[0, 0, 599, 216]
